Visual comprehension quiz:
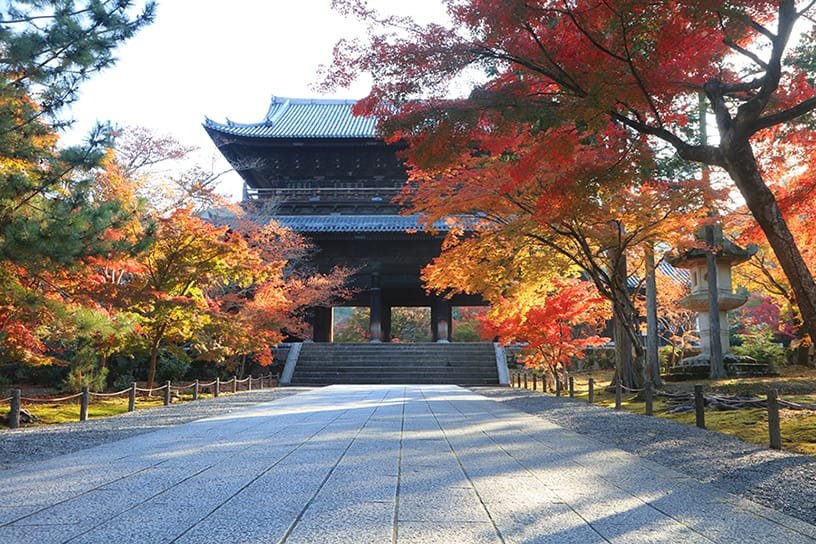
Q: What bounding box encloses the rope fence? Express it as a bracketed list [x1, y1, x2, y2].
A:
[3, 372, 279, 430]
[508, 369, 803, 451]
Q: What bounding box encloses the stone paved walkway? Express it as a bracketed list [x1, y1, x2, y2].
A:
[1, 385, 815, 543]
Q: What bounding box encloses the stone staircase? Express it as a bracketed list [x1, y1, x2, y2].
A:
[287, 342, 502, 386]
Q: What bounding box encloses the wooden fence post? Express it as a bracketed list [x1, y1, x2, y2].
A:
[615, 379, 622, 409]
[232, 375, 238, 393]
[588, 378, 594, 404]
[569, 376, 575, 398]
[694, 384, 706, 429]
[164, 381, 171, 406]
[214, 377, 220, 397]
[80, 386, 89, 422]
[193, 379, 199, 401]
[248, 376, 253, 392]
[523, 373, 528, 389]
[128, 383, 136, 412]
[767, 389, 782, 450]
[645, 381, 653, 416]
[532, 374, 537, 391]
[9, 389, 21, 429]
[516, 373, 521, 388]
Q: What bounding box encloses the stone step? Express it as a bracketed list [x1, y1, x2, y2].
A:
[290, 370, 498, 381]
[292, 370, 499, 378]
[291, 378, 499, 385]
[290, 342, 500, 385]
[297, 344, 494, 352]
[294, 359, 496, 367]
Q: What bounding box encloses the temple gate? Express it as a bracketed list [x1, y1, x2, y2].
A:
[204, 97, 482, 342]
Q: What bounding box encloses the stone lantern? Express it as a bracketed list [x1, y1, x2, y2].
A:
[668, 225, 757, 377]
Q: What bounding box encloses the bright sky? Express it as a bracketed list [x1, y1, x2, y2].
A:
[65, 0, 448, 200]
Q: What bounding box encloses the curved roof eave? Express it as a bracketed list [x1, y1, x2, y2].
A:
[204, 96, 380, 140]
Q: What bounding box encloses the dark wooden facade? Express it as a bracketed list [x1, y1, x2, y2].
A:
[205, 97, 482, 341]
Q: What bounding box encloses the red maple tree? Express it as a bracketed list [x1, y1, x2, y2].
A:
[325, 0, 816, 349]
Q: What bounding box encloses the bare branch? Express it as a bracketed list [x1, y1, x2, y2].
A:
[723, 38, 769, 70]
[748, 97, 816, 134]
[797, 0, 816, 17]
[609, 110, 725, 167]
[735, 0, 799, 124]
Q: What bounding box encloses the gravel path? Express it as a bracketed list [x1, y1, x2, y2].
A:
[0, 387, 311, 471]
[2, 385, 815, 527]
[475, 387, 816, 527]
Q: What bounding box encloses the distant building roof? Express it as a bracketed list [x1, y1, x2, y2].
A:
[627, 260, 690, 289]
[204, 96, 378, 139]
[275, 214, 448, 233]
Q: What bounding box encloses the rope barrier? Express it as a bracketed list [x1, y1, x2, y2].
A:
[3, 372, 275, 428]
[620, 384, 646, 393]
[21, 392, 83, 402]
[133, 386, 167, 394]
[89, 389, 132, 398]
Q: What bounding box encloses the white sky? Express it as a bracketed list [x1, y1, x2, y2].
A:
[65, 0, 448, 200]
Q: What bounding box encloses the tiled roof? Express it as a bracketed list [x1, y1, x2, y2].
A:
[627, 261, 690, 289]
[275, 215, 449, 233]
[204, 97, 378, 139]
[658, 260, 690, 283]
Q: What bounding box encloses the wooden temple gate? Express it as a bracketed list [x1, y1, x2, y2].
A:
[205, 97, 483, 342]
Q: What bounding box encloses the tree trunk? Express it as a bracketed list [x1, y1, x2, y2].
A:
[610, 250, 644, 389]
[613, 309, 634, 387]
[644, 243, 663, 388]
[146, 334, 163, 394]
[705, 225, 726, 378]
[721, 140, 816, 345]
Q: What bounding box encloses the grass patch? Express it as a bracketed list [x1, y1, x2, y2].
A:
[515, 366, 816, 456]
[3, 391, 219, 428]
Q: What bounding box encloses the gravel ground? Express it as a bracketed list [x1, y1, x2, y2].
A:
[0, 387, 311, 471]
[475, 387, 816, 526]
[2, 385, 815, 527]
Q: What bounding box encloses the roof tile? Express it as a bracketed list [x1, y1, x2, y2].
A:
[204, 97, 378, 139]
[275, 215, 449, 233]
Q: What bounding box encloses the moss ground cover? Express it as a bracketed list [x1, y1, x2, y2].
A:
[520, 366, 816, 456]
[2, 391, 214, 428]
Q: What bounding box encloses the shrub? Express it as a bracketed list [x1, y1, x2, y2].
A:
[112, 374, 136, 391]
[63, 367, 108, 392]
[155, 352, 191, 383]
[732, 324, 787, 372]
[659, 345, 683, 370]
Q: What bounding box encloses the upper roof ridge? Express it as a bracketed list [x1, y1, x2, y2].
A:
[204, 95, 379, 139]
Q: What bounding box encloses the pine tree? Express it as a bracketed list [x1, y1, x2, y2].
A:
[0, 1, 155, 365]
[0, 1, 156, 265]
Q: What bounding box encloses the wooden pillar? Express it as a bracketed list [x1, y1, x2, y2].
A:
[382, 305, 392, 342]
[767, 389, 782, 450]
[369, 287, 384, 342]
[432, 297, 452, 342]
[312, 306, 334, 342]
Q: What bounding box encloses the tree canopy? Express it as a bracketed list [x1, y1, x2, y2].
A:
[325, 0, 816, 372]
